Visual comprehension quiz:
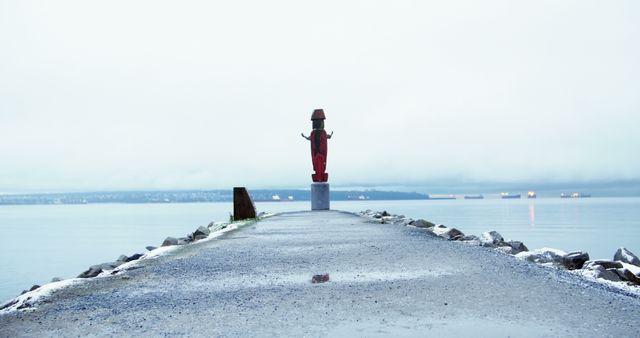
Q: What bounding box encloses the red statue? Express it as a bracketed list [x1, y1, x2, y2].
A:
[301, 109, 333, 182]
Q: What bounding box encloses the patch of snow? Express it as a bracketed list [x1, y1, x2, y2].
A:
[571, 269, 640, 296]
[0, 278, 83, 314]
[515, 247, 567, 264]
[621, 262, 640, 276]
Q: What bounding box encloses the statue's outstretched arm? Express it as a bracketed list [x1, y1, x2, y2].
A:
[327, 131, 334, 139]
[301, 132, 310, 140]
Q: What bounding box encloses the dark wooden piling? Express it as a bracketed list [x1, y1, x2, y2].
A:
[233, 187, 256, 220]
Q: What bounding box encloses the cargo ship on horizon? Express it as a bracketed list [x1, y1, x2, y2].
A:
[427, 194, 456, 200]
[561, 192, 591, 198]
[501, 192, 521, 199]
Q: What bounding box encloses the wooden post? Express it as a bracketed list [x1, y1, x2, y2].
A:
[233, 187, 256, 220]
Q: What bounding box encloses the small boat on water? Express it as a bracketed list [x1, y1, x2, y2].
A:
[501, 192, 521, 199]
[571, 192, 591, 198]
[527, 191, 537, 199]
[427, 194, 456, 200]
[464, 194, 484, 199]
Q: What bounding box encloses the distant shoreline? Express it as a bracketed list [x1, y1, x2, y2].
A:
[2, 189, 639, 206]
[0, 189, 428, 206]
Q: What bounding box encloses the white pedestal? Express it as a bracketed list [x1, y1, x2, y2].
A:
[311, 183, 330, 210]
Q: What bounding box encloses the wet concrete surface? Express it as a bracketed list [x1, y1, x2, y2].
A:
[1, 211, 639, 337]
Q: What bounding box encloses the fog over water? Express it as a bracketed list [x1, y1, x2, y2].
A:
[1, 1, 639, 193]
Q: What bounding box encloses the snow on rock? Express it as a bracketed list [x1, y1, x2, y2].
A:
[613, 247, 640, 267]
[582, 266, 621, 282]
[616, 262, 640, 285]
[495, 246, 515, 254]
[620, 262, 640, 276]
[515, 248, 567, 265]
[480, 231, 504, 247]
[126, 253, 144, 262]
[359, 210, 412, 225]
[584, 260, 623, 269]
[77, 261, 123, 278]
[380, 215, 406, 225]
[581, 260, 624, 282]
[0, 279, 83, 313]
[193, 226, 210, 238]
[493, 241, 529, 255]
[505, 241, 528, 255]
[432, 225, 465, 240]
[161, 237, 179, 247]
[477, 231, 530, 255]
[371, 211, 389, 219]
[459, 235, 481, 246]
[578, 260, 640, 285]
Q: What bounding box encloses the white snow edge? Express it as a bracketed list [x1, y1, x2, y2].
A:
[0, 215, 267, 314]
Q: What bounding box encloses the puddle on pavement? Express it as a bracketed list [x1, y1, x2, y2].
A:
[186, 269, 457, 291]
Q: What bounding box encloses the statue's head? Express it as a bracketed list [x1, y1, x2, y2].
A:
[311, 109, 326, 130]
[311, 109, 326, 121]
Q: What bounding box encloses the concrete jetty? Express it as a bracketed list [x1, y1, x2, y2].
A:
[1, 211, 639, 337]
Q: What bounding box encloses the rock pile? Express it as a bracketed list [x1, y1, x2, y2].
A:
[580, 251, 640, 284]
[515, 247, 640, 285]
[360, 210, 526, 254]
[78, 260, 130, 279]
[79, 220, 232, 279]
[359, 210, 640, 288]
[515, 248, 567, 265]
[364, 210, 410, 225]
[359, 210, 471, 243]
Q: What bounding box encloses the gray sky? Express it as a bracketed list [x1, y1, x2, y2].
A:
[1, 0, 639, 193]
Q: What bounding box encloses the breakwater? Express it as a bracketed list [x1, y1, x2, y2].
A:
[1, 211, 639, 337]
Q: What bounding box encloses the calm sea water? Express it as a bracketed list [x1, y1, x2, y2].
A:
[1, 197, 639, 302]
